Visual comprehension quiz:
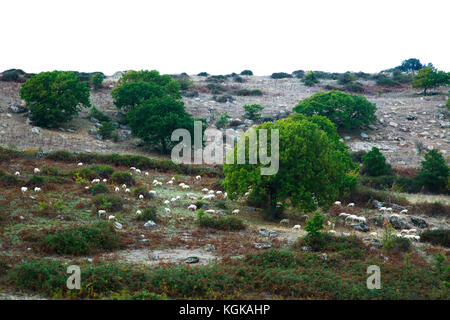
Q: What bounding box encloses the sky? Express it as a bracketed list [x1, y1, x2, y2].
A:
[1, 0, 449, 76]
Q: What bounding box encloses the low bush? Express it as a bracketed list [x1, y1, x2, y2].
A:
[240, 70, 253, 76]
[90, 183, 109, 196]
[234, 89, 263, 96]
[136, 207, 158, 222]
[271, 72, 292, 79]
[92, 194, 123, 211]
[37, 222, 122, 255]
[420, 229, 450, 247]
[197, 211, 245, 231]
[98, 121, 116, 139]
[362, 147, 391, 176]
[75, 164, 115, 180]
[111, 171, 134, 186]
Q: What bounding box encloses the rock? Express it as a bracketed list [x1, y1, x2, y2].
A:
[406, 114, 417, 121]
[360, 132, 370, 140]
[148, 253, 159, 260]
[185, 256, 200, 264]
[352, 222, 370, 232]
[388, 216, 409, 230]
[344, 136, 351, 141]
[205, 244, 216, 251]
[216, 210, 227, 216]
[144, 220, 157, 229]
[373, 200, 384, 209]
[389, 121, 398, 128]
[369, 214, 387, 227]
[280, 219, 290, 225]
[31, 127, 40, 134]
[410, 217, 428, 229]
[255, 243, 272, 249]
[301, 246, 312, 251]
[367, 124, 377, 131]
[9, 105, 26, 113]
[440, 122, 450, 129]
[259, 228, 278, 238]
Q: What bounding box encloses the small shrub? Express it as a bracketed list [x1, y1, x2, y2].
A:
[197, 211, 245, 231]
[76, 164, 115, 180]
[90, 183, 109, 195]
[111, 171, 134, 186]
[302, 71, 319, 86]
[418, 149, 449, 194]
[362, 147, 390, 176]
[37, 221, 122, 255]
[271, 72, 292, 79]
[302, 213, 325, 251]
[240, 70, 253, 76]
[91, 72, 104, 90]
[92, 194, 123, 211]
[98, 121, 116, 139]
[136, 207, 158, 222]
[197, 72, 209, 77]
[243, 104, 264, 121]
[420, 229, 450, 247]
[27, 175, 47, 187]
[215, 113, 231, 129]
[292, 70, 305, 78]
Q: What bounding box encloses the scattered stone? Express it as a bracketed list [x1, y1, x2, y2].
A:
[184, 256, 200, 264]
[352, 222, 370, 232]
[360, 132, 370, 140]
[205, 244, 216, 252]
[255, 243, 272, 249]
[144, 220, 157, 229]
[388, 216, 409, 230]
[410, 217, 428, 229]
[367, 124, 377, 131]
[389, 121, 398, 128]
[406, 114, 417, 121]
[280, 219, 290, 225]
[9, 105, 26, 113]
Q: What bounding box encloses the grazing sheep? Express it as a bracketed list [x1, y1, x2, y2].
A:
[369, 232, 378, 237]
[164, 200, 170, 205]
[149, 190, 156, 196]
[334, 201, 341, 206]
[130, 167, 136, 171]
[208, 190, 215, 194]
[202, 194, 215, 200]
[77, 162, 83, 167]
[85, 186, 90, 190]
[102, 179, 107, 183]
[145, 172, 149, 176]
[400, 209, 408, 214]
[122, 184, 127, 189]
[328, 230, 336, 234]
[293, 225, 301, 230]
[223, 192, 228, 199]
[170, 197, 177, 202]
[152, 179, 159, 185]
[201, 188, 209, 193]
[34, 187, 41, 192]
[188, 204, 197, 211]
[182, 185, 190, 190]
[114, 187, 120, 192]
[205, 209, 215, 214]
[216, 191, 222, 195]
[232, 209, 240, 215]
[167, 180, 173, 185]
[339, 212, 350, 218]
[347, 203, 355, 207]
[136, 210, 142, 215]
[125, 188, 131, 193]
[21, 187, 28, 193]
[91, 179, 100, 184]
[164, 208, 171, 213]
[113, 222, 122, 230]
[139, 194, 144, 200]
[195, 175, 201, 180]
[386, 208, 393, 212]
[34, 168, 40, 174]
[108, 215, 115, 220]
[135, 169, 141, 174]
[379, 207, 387, 211]
[98, 210, 106, 217]
[15, 171, 20, 176]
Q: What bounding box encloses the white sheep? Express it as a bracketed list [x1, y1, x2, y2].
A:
[167, 180, 173, 185]
[125, 188, 131, 193]
[114, 187, 120, 192]
[223, 192, 228, 199]
[232, 209, 240, 215]
[328, 230, 336, 234]
[208, 190, 215, 194]
[216, 191, 223, 195]
[400, 209, 408, 214]
[164, 200, 170, 205]
[130, 167, 136, 171]
[369, 232, 378, 237]
[170, 197, 177, 202]
[334, 201, 341, 206]
[195, 175, 201, 180]
[164, 208, 171, 213]
[136, 210, 142, 215]
[15, 171, 20, 176]
[152, 179, 159, 185]
[182, 185, 190, 190]
[139, 194, 144, 200]
[386, 208, 393, 212]
[34, 168, 40, 174]
[34, 187, 41, 192]
[21, 187, 28, 193]
[293, 225, 301, 230]
[205, 209, 215, 214]
[339, 213, 350, 218]
[91, 179, 100, 184]
[145, 172, 149, 176]
[188, 204, 197, 211]
[201, 188, 209, 193]
[102, 179, 107, 183]
[98, 210, 106, 217]
[379, 207, 387, 211]
[135, 169, 141, 174]
[149, 190, 156, 196]
[122, 184, 127, 189]
[77, 162, 83, 167]
[347, 203, 355, 207]
[108, 215, 115, 220]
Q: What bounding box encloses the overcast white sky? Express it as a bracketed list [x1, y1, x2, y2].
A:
[1, 0, 448, 76]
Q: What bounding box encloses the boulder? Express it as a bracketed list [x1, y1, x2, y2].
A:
[410, 217, 428, 229]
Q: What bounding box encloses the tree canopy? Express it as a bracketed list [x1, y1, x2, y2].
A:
[19, 71, 90, 127]
[293, 90, 377, 130]
[412, 66, 449, 95]
[223, 114, 357, 219]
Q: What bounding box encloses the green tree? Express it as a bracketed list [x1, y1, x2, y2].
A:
[397, 58, 423, 72]
[223, 115, 357, 220]
[126, 96, 197, 153]
[418, 149, 449, 193]
[20, 71, 90, 128]
[216, 112, 231, 129]
[412, 66, 449, 95]
[117, 70, 181, 99]
[240, 70, 253, 76]
[293, 90, 377, 130]
[243, 104, 264, 121]
[98, 121, 116, 139]
[362, 147, 389, 176]
[91, 72, 104, 90]
[302, 71, 319, 86]
[111, 82, 165, 111]
[303, 212, 326, 250]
